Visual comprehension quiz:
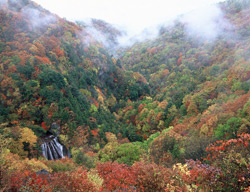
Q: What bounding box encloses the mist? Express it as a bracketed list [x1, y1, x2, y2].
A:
[82, 3, 232, 52]
[21, 6, 57, 30]
[31, 0, 225, 47]
[82, 3, 233, 52]
[116, 24, 162, 47]
[1, 0, 232, 52]
[0, 0, 57, 30]
[115, 2, 234, 48]
[181, 3, 233, 41]
[0, 0, 7, 7]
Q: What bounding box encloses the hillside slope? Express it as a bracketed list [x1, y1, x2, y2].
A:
[1, 0, 250, 191]
[0, 0, 148, 145]
[117, 0, 250, 140]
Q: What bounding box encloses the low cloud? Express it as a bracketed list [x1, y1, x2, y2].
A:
[21, 5, 57, 30]
[85, 19, 122, 49]
[181, 3, 233, 41]
[80, 3, 232, 51]
[0, 0, 57, 30]
[2, 0, 232, 53]
[0, 0, 7, 7]
[116, 25, 160, 48]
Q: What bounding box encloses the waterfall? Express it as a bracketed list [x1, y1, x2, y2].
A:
[41, 123, 70, 160]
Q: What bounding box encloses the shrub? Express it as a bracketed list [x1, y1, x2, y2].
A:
[44, 158, 76, 172]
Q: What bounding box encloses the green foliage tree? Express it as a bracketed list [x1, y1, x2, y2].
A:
[214, 117, 242, 140]
[116, 143, 143, 166]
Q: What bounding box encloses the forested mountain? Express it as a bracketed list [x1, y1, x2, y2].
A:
[1, 0, 250, 191]
[76, 18, 124, 54]
[0, 0, 149, 143]
[118, 0, 250, 139]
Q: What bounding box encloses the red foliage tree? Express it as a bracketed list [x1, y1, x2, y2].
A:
[54, 48, 64, 57]
[222, 93, 250, 113]
[177, 56, 182, 66]
[132, 161, 171, 192]
[41, 122, 47, 130]
[35, 56, 51, 64]
[184, 160, 222, 190]
[51, 167, 96, 192]
[205, 133, 250, 191]
[21, 173, 53, 192]
[97, 162, 136, 192]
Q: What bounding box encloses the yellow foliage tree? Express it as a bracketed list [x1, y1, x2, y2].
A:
[3, 152, 52, 173]
[97, 132, 119, 162]
[0, 131, 11, 164]
[98, 95, 104, 105]
[19, 127, 37, 148]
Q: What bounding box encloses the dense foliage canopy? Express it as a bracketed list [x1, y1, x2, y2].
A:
[1, 0, 250, 191]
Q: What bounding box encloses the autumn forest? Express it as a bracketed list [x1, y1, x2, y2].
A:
[1, 0, 250, 191]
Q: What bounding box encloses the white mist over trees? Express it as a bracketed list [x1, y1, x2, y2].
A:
[32, 0, 225, 46]
[181, 4, 233, 41]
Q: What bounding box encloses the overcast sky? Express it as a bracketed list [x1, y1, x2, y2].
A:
[33, 0, 224, 34]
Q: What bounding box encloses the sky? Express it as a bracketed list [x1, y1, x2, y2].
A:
[33, 0, 224, 34]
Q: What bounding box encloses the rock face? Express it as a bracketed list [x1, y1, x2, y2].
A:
[36, 169, 50, 175]
[41, 123, 70, 160]
[49, 122, 60, 137]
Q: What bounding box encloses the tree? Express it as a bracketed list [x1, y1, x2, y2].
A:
[132, 161, 171, 192]
[97, 162, 136, 192]
[97, 133, 119, 162]
[116, 143, 143, 166]
[184, 135, 211, 160]
[20, 173, 53, 192]
[206, 133, 250, 191]
[0, 125, 11, 164]
[38, 69, 65, 89]
[149, 133, 183, 165]
[214, 117, 242, 139]
[19, 127, 37, 149]
[51, 167, 97, 192]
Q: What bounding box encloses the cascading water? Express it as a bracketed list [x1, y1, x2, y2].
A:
[41, 135, 64, 160]
[41, 123, 70, 160]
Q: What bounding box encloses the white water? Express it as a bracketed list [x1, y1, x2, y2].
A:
[41, 136, 64, 160]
